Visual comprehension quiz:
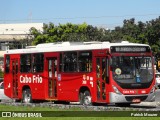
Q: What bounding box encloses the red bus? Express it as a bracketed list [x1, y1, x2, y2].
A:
[4, 41, 155, 106]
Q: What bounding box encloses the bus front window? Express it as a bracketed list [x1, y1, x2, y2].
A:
[111, 56, 154, 88]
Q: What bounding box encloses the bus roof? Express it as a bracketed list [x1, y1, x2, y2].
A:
[5, 41, 150, 54]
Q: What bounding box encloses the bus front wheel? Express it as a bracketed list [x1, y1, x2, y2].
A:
[22, 89, 32, 103]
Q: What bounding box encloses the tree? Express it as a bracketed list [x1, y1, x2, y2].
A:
[30, 17, 160, 54]
[30, 22, 110, 44]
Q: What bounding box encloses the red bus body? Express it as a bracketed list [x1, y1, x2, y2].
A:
[4, 42, 155, 104]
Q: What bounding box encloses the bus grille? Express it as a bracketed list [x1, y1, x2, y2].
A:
[125, 96, 148, 102]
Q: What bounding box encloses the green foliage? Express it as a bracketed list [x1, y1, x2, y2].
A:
[0, 69, 4, 78]
[30, 17, 160, 54]
[30, 22, 109, 45]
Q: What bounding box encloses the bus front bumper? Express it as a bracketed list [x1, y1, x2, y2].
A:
[109, 92, 155, 103]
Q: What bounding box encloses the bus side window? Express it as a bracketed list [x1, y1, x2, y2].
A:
[5, 55, 10, 73]
[78, 51, 92, 72]
[60, 51, 92, 73]
[63, 52, 77, 72]
[20, 54, 31, 73]
[32, 54, 44, 73]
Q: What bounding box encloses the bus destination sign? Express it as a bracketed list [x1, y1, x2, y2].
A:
[111, 46, 150, 53]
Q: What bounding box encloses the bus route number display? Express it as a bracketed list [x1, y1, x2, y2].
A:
[111, 46, 150, 53]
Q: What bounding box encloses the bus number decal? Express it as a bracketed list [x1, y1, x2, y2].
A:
[82, 80, 87, 84]
[20, 75, 43, 84]
[82, 75, 94, 87]
[90, 81, 93, 87]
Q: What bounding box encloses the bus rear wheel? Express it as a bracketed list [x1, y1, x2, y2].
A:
[79, 90, 92, 105]
[22, 89, 32, 103]
[79, 92, 84, 105]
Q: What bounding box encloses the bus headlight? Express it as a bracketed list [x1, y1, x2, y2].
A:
[150, 85, 155, 94]
[112, 85, 122, 94]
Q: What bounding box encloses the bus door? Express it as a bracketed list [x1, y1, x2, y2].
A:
[11, 59, 18, 98]
[96, 57, 108, 102]
[47, 57, 58, 99]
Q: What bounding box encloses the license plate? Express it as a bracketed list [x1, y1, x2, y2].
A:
[132, 99, 141, 103]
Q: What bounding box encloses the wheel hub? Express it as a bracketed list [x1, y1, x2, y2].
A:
[84, 96, 91, 105]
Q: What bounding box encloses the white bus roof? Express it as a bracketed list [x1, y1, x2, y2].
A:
[5, 41, 150, 54]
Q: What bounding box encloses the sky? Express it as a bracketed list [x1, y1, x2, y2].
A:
[0, 0, 160, 29]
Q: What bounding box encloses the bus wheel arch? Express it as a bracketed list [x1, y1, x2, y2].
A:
[79, 86, 92, 105]
[22, 86, 32, 103]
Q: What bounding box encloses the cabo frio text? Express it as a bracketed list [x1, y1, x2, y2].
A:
[20, 75, 43, 84]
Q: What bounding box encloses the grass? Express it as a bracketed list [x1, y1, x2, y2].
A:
[0, 104, 159, 120]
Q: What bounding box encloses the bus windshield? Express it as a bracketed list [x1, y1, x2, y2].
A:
[111, 56, 153, 86]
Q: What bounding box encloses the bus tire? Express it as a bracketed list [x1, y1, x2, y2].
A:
[83, 90, 92, 105]
[79, 92, 84, 105]
[22, 89, 32, 103]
